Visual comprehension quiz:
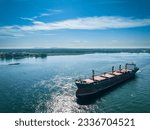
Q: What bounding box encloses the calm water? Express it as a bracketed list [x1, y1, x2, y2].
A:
[0, 53, 150, 113]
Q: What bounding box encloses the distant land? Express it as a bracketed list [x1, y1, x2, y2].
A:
[0, 48, 150, 59]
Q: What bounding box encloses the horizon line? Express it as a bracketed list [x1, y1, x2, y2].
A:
[0, 47, 150, 49]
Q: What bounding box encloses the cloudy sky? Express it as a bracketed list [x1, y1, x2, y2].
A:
[0, 0, 150, 48]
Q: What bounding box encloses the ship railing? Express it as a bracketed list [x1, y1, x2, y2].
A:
[126, 63, 137, 70]
[75, 75, 90, 83]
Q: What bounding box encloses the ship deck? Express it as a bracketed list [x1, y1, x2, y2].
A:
[81, 69, 129, 84]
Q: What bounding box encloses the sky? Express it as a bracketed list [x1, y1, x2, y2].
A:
[0, 0, 150, 48]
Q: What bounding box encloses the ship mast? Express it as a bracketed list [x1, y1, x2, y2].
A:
[119, 65, 121, 71]
[92, 70, 95, 80]
[112, 66, 114, 73]
[125, 64, 127, 70]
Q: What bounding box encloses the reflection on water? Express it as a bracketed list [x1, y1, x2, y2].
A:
[0, 53, 150, 112]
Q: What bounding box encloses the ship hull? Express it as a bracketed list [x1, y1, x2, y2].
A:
[76, 69, 138, 98]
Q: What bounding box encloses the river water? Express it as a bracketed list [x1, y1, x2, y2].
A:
[0, 53, 150, 112]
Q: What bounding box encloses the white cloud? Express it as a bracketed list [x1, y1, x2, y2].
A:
[32, 21, 45, 25]
[20, 17, 34, 21]
[72, 40, 81, 43]
[21, 9, 63, 21]
[40, 13, 50, 17]
[1, 16, 150, 37]
[0, 26, 25, 38]
[72, 40, 88, 43]
[19, 16, 150, 31]
[42, 33, 56, 36]
[33, 10, 62, 18]
[46, 9, 63, 15]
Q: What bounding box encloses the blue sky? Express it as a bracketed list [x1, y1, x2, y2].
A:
[0, 0, 150, 48]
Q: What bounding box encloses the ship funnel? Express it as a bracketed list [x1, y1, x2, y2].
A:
[112, 66, 114, 73]
[92, 70, 95, 80]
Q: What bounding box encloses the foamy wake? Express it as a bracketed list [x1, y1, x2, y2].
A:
[33, 75, 97, 113]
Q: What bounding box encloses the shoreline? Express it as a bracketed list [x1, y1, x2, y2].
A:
[0, 48, 150, 59]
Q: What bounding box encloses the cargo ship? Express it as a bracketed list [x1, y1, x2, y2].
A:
[75, 63, 139, 98]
